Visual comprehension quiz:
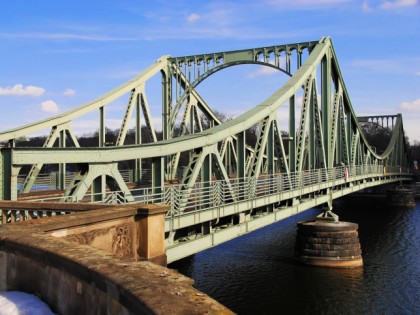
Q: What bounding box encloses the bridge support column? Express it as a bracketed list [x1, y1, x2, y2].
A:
[0, 149, 19, 201]
[237, 212, 251, 224]
[152, 157, 164, 202]
[386, 185, 415, 209]
[92, 175, 106, 202]
[136, 205, 169, 266]
[294, 220, 363, 268]
[0, 148, 11, 201]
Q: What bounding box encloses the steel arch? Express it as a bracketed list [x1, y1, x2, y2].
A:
[0, 37, 410, 202]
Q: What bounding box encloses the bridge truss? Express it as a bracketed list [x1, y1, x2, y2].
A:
[0, 37, 412, 259]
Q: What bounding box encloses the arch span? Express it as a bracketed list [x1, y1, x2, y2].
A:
[0, 37, 411, 203]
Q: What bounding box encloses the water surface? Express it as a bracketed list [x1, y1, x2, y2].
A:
[170, 198, 420, 314]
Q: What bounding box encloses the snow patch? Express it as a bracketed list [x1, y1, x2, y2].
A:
[0, 291, 56, 315]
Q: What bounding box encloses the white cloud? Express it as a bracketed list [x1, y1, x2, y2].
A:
[0, 84, 45, 97]
[41, 100, 59, 113]
[400, 98, 420, 111]
[104, 69, 141, 79]
[362, 0, 372, 11]
[0, 32, 138, 41]
[247, 66, 279, 78]
[351, 58, 420, 76]
[132, 3, 314, 41]
[63, 88, 76, 96]
[266, 0, 352, 8]
[0, 6, 313, 43]
[396, 106, 420, 143]
[186, 13, 201, 23]
[380, 0, 418, 9]
[351, 59, 398, 73]
[71, 119, 99, 135]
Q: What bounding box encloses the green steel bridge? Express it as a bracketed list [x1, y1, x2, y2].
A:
[0, 37, 412, 263]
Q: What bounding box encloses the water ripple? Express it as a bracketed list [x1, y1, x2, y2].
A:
[169, 201, 420, 314]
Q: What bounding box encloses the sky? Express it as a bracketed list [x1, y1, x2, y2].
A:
[0, 0, 419, 143]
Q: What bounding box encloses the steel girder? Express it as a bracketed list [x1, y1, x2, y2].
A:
[20, 122, 80, 193]
[0, 37, 411, 202]
[179, 144, 236, 209]
[62, 163, 134, 203]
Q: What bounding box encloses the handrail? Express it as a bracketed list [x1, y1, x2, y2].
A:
[11, 165, 409, 218]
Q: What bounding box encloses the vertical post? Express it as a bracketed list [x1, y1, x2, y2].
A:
[0, 148, 11, 200]
[99, 106, 105, 147]
[337, 104, 343, 165]
[97, 106, 106, 201]
[152, 157, 164, 202]
[92, 172, 105, 202]
[309, 81, 315, 169]
[346, 107, 352, 165]
[0, 149, 19, 201]
[190, 105, 195, 134]
[10, 166, 19, 201]
[297, 49, 302, 69]
[225, 141, 231, 175]
[136, 205, 169, 266]
[58, 130, 66, 190]
[398, 132, 402, 167]
[202, 154, 211, 208]
[161, 67, 171, 141]
[322, 49, 332, 168]
[237, 131, 246, 200]
[267, 121, 274, 176]
[202, 154, 211, 183]
[161, 66, 172, 179]
[237, 132, 245, 177]
[135, 93, 142, 183]
[289, 95, 296, 172]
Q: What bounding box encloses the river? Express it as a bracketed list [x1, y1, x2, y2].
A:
[169, 197, 420, 314]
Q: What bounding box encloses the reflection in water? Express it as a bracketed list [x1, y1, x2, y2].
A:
[169, 199, 420, 314]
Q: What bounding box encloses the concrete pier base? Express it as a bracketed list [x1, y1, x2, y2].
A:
[386, 186, 416, 209]
[295, 220, 363, 268]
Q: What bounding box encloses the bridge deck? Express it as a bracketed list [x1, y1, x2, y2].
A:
[2, 165, 411, 263]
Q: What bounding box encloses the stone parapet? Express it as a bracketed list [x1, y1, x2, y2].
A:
[0, 202, 234, 315]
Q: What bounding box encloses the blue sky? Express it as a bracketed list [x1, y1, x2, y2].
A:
[0, 0, 419, 142]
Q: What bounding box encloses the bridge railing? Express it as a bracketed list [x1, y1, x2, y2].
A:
[160, 164, 407, 217]
[3, 164, 410, 224]
[1, 208, 73, 224]
[0, 203, 111, 224]
[14, 164, 404, 195]
[17, 169, 144, 192]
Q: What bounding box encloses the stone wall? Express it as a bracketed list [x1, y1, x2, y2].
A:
[0, 203, 234, 315]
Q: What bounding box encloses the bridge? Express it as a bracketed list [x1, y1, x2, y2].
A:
[0, 37, 412, 264]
